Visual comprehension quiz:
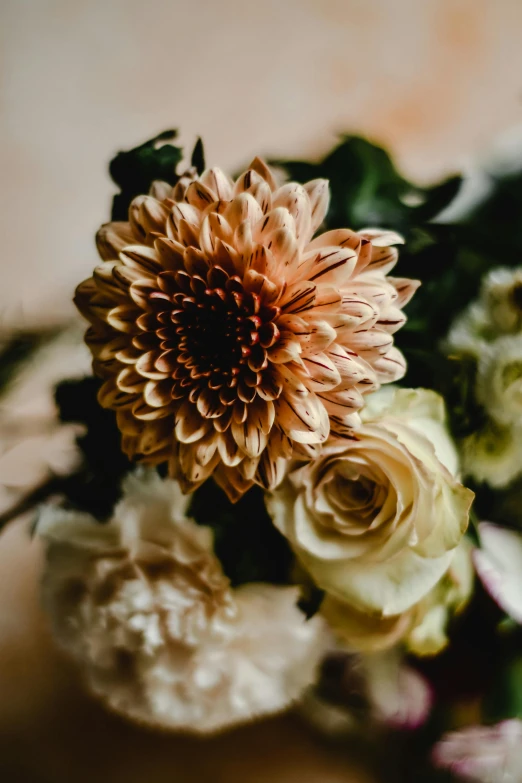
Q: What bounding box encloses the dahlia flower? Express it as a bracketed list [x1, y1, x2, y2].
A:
[39, 470, 326, 733]
[75, 158, 418, 500]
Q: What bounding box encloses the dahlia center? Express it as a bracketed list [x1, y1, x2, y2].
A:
[180, 294, 260, 376]
[147, 269, 282, 405]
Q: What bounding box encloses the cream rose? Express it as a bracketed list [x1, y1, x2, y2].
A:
[320, 538, 473, 654]
[267, 388, 473, 619]
[405, 537, 473, 655]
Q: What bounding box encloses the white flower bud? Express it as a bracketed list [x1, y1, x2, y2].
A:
[477, 335, 522, 426]
[481, 266, 522, 334]
[460, 420, 522, 489]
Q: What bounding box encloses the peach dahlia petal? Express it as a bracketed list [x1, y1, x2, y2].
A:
[75, 157, 418, 500]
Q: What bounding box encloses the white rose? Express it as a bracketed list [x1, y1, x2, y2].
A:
[321, 538, 473, 654]
[267, 388, 473, 619]
[405, 536, 473, 656]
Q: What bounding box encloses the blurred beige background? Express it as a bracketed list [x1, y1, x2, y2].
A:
[1, 1, 522, 779]
[2, 0, 522, 328]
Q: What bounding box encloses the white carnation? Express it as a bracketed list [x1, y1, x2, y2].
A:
[39, 470, 326, 734]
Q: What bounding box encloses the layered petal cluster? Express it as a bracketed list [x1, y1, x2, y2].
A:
[445, 266, 522, 357]
[39, 470, 326, 734]
[445, 266, 522, 491]
[267, 388, 473, 640]
[298, 527, 473, 655]
[75, 158, 418, 500]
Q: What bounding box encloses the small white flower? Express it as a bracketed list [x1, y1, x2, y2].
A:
[445, 302, 489, 359]
[481, 267, 522, 335]
[476, 335, 522, 427]
[39, 470, 327, 734]
[446, 268, 522, 357]
[461, 421, 522, 489]
[444, 268, 522, 490]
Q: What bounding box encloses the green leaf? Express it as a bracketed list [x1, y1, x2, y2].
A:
[412, 175, 462, 223]
[109, 130, 184, 220]
[463, 169, 522, 259]
[273, 135, 462, 236]
[484, 655, 522, 722]
[191, 136, 206, 175]
[189, 480, 293, 587]
[54, 377, 134, 519]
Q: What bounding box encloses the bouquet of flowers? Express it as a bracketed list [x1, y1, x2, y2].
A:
[7, 129, 522, 781]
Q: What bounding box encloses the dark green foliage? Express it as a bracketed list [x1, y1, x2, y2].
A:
[108, 132, 210, 221]
[462, 168, 522, 255]
[191, 136, 206, 175]
[188, 480, 293, 587]
[276, 136, 522, 458]
[276, 136, 471, 403]
[483, 652, 522, 723]
[54, 377, 134, 519]
[273, 135, 462, 236]
[396, 165, 522, 366]
[109, 130, 183, 221]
